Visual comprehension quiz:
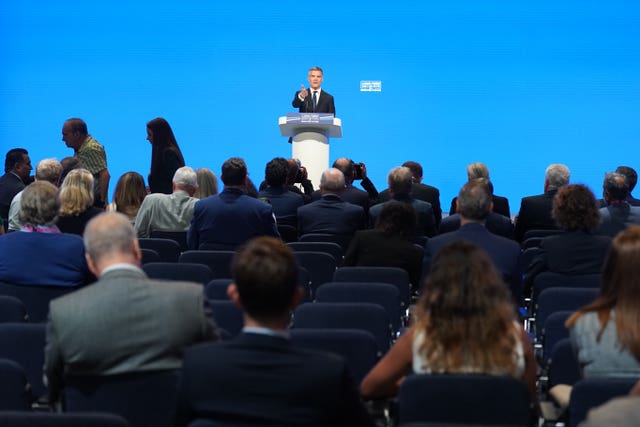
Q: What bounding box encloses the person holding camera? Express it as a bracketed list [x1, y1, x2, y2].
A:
[258, 158, 305, 228]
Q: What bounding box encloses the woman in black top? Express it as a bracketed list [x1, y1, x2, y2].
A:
[147, 117, 185, 194]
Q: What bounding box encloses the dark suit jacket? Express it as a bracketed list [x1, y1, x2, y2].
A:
[596, 204, 640, 237]
[258, 187, 304, 227]
[56, 206, 104, 236]
[188, 188, 279, 250]
[292, 88, 336, 114]
[0, 172, 26, 224]
[438, 213, 514, 239]
[344, 229, 423, 287]
[514, 190, 559, 242]
[369, 197, 437, 237]
[379, 183, 442, 227]
[176, 332, 373, 427]
[449, 194, 511, 219]
[297, 194, 364, 237]
[311, 178, 379, 212]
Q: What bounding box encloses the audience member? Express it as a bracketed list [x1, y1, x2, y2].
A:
[0, 181, 92, 286]
[344, 201, 423, 288]
[62, 118, 110, 207]
[134, 166, 198, 238]
[176, 236, 373, 427]
[44, 212, 216, 403]
[193, 167, 218, 199]
[0, 148, 32, 230]
[188, 157, 279, 250]
[311, 158, 379, 213]
[596, 172, 640, 237]
[566, 225, 640, 377]
[106, 171, 147, 224]
[58, 156, 83, 186]
[8, 158, 62, 231]
[449, 162, 511, 219]
[56, 168, 103, 236]
[284, 158, 314, 202]
[146, 117, 186, 194]
[361, 241, 536, 400]
[370, 166, 437, 237]
[514, 163, 570, 242]
[258, 157, 304, 227]
[615, 166, 640, 206]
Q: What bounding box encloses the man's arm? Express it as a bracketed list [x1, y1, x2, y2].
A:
[98, 168, 110, 206]
[133, 198, 152, 238]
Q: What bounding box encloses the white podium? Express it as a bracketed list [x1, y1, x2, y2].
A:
[278, 113, 342, 188]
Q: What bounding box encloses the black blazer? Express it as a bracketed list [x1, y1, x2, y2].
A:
[176, 333, 373, 427]
[438, 212, 514, 239]
[0, 172, 26, 223]
[449, 194, 510, 219]
[379, 183, 442, 227]
[513, 190, 559, 242]
[297, 194, 364, 236]
[292, 89, 336, 114]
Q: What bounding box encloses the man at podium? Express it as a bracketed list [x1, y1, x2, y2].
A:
[292, 66, 336, 114]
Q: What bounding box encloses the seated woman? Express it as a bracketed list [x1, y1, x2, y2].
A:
[0, 181, 93, 286]
[360, 241, 536, 400]
[106, 171, 147, 224]
[448, 162, 510, 218]
[566, 226, 640, 377]
[194, 167, 218, 199]
[56, 168, 103, 235]
[344, 201, 423, 289]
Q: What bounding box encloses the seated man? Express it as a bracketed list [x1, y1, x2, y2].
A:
[258, 157, 304, 227]
[176, 237, 373, 427]
[596, 172, 640, 237]
[0, 148, 32, 230]
[134, 166, 198, 238]
[45, 212, 216, 402]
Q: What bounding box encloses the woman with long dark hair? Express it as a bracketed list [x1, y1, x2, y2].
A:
[147, 117, 185, 194]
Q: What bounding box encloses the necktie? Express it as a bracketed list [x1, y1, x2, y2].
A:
[312, 91, 318, 111]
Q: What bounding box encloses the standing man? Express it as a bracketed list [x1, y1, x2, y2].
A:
[62, 118, 110, 207]
[0, 148, 32, 231]
[292, 66, 336, 114]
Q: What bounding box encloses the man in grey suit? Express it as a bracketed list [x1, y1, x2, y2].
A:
[596, 172, 640, 237]
[44, 212, 216, 402]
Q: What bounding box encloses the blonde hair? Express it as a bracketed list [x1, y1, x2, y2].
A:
[467, 162, 489, 181]
[59, 168, 94, 216]
[194, 168, 218, 199]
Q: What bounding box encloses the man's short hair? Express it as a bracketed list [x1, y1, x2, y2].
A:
[603, 172, 629, 202]
[467, 162, 490, 180]
[265, 158, 289, 187]
[309, 66, 323, 75]
[401, 161, 423, 179]
[173, 166, 198, 187]
[545, 164, 570, 189]
[35, 159, 63, 185]
[615, 166, 638, 193]
[232, 237, 298, 322]
[84, 212, 136, 265]
[19, 181, 60, 226]
[387, 166, 413, 196]
[458, 178, 492, 221]
[4, 148, 28, 173]
[65, 118, 88, 136]
[221, 157, 247, 186]
[320, 168, 345, 192]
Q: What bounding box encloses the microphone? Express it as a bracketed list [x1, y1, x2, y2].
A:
[305, 88, 313, 112]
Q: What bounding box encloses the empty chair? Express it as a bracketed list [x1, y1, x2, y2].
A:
[290, 329, 378, 384]
[535, 287, 598, 342]
[532, 272, 601, 305]
[179, 250, 235, 279]
[293, 302, 391, 354]
[568, 377, 638, 427]
[398, 374, 532, 426]
[138, 238, 181, 262]
[277, 224, 298, 243]
[0, 412, 131, 427]
[0, 296, 27, 322]
[209, 300, 243, 338]
[0, 323, 47, 401]
[64, 370, 181, 427]
[0, 281, 79, 323]
[150, 230, 188, 252]
[541, 310, 573, 364]
[288, 241, 344, 266]
[140, 248, 161, 265]
[293, 252, 337, 298]
[142, 262, 213, 286]
[315, 282, 401, 334]
[299, 233, 352, 252]
[547, 338, 581, 389]
[205, 279, 232, 301]
[0, 359, 31, 410]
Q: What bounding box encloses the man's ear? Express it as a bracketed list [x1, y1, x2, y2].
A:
[86, 254, 99, 277]
[132, 239, 142, 266]
[455, 199, 461, 214]
[489, 201, 494, 213]
[227, 283, 243, 310]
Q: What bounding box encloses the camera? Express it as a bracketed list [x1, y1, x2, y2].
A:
[293, 159, 308, 183]
[353, 162, 365, 180]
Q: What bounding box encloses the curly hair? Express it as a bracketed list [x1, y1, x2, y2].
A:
[415, 241, 519, 376]
[551, 184, 600, 231]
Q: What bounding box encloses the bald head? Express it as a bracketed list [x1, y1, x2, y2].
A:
[332, 158, 354, 184]
[84, 212, 141, 275]
[320, 168, 345, 194]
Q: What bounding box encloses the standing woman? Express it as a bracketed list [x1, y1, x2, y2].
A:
[147, 117, 185, 194]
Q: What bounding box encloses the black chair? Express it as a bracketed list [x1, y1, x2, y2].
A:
[521, 236, 544, 250]
[138, 238, 181, 262]
[568, 377, 638, 427]
[0, 323, 47, 401]
[532, 272, 601, 305]
[541, 310, 573, 364]
[398, 374, 532, 426]
[547, 338, 581, 389]
[150, 230, 188, 252]
[0, 295, 27, 322]
[205, 279, 232, 301]
[535, 287, 598, 342]
[293, 252, 337, 298]
[288, 241, 344, 266]
[277, 224, 298, 243]
[187, 420, 227, 427]
[209, 300, 243, 338]
[199, 242, 238, 251]
[140, 248, 161, 265]
[179, 250, 235, 279]
[142, 262, 214, 286]
[0, 412, 131, 426]
[522, 229, 563, 241]
[0, 359, 31, 410]
[0, 281, 80, 323]
[290, 329, 379, 384]
[299, 233, 352, 252]
[64, 370, 181, 427]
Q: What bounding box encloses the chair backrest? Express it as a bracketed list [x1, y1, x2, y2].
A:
[290, 329, 378, 384]
[0, 412, 131, 427]
[205, 279, 232, 301]
[199, 242, 238, 251]
[277, 224, 298, 243]
[569, 377, 638, 427]
[138, 238, 181, 262]
[179, 250, 236, 279]
[521, 236, 543, 250]
[315, 282, 401, 334]
[0, 359, 31, 410]
[288, 241, 344, 266]
[64, 370, 181, 427]
[299, 233, 352, 252]
[522, 229, 564, 240]
[209, 300, 243, 338]
[547, 338, 581, 388]
[0, 295, 27, 322]
[150, 230, 188, 252]
[0, 323, 47, 400]
[535, 287, 598, 341]
[293, 252, 337, 298]
[140, 248, 161, 265]
[532, 272, 601, 304]
[142, 262, 213, 286]
[333, 266, 411, 311]
[0, 281, 79, 323]
[292, 302, 391, 354]
[541, 310, 573, 363]
[398, 374, 532, 426]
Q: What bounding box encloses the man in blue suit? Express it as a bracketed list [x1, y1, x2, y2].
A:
[597, 172, 640, 237]
[176, 237, 373, 427]
[187, 157, 279, 250]
[423, 179, 522, 301]
[258, 157, 304, 228]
